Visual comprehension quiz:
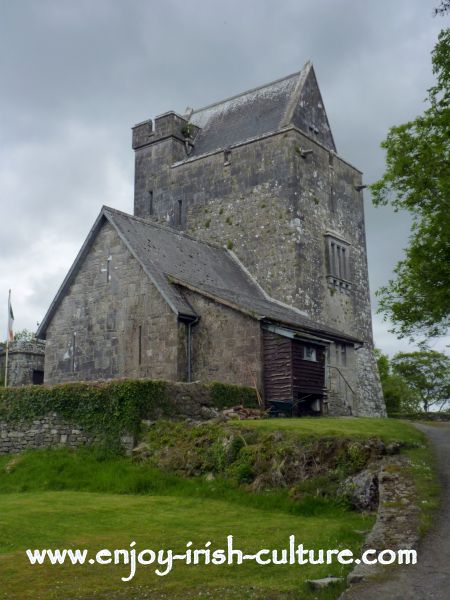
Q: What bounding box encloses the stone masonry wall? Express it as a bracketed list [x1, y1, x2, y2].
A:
[133, 118, 384, 416]
[44, 221, 181, 384]
[325, 344, 358, 416]
[0, 382, 253, 455]
[182, 289, 263, 389]
[0, 413, 99, 455]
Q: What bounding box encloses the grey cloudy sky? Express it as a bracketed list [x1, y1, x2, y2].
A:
[0, 0, 448, 355]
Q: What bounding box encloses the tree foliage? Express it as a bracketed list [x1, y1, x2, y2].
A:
[375, 349, 420, 415]
[391, 350, 450, 412]
[434, 0, 450, 16]
[370, 28, 450, 339]
[1, 329, 36, 346]
[12, 329, 36, 342]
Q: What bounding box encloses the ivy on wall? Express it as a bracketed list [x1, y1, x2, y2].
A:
[0, 379, 259, 448]
[0, 380, 169, 447]
[209, 382, 258, 409]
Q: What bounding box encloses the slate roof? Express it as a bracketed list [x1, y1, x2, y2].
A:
[37, 206, 361, 345]
[186, 68, 305, 157]
[182, 61, 335, 160]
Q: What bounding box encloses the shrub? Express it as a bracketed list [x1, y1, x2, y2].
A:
[208, 382, 258, 409]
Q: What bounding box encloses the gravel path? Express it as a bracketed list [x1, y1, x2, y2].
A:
[343, 422, 450, 600]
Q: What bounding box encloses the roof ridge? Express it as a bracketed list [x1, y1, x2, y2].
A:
[101, 206, 229, 254]
[189, 63, 310, 117]
[280, 61, 312, 128]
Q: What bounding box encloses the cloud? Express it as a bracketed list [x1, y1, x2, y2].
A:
[0, 0, 447, 353]
[372, 314, 449, 357]
[0, 120, 132, 334]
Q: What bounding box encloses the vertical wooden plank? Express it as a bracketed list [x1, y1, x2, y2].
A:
[263, 330, 293, 403]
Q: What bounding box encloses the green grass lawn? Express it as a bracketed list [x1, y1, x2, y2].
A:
[0, 491, 373, 599]
[0, 417, 437, 599]
[231, 417, 425, 444]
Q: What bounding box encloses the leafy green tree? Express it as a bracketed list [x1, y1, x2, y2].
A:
[1, 329, 36, 348]
[370, 28, 450, 339]
[375, 349, 420, 415]
[391, 350, 450, 412]
[11, 329, 36, 342]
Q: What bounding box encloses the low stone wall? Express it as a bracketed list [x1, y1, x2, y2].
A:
[0, 380, 257, 455]
[340, 455, 420, 597]
[0, 413, 134, 455]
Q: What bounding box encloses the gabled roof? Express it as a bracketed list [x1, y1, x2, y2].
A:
[37, 206, 360, 344]
[184, 61, 336, 160]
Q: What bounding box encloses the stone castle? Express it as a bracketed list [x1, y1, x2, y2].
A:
[35, 62, 385, 417]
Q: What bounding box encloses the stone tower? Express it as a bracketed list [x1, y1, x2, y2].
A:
[0, 340, 45, 386]
[131, 63, 385, 416]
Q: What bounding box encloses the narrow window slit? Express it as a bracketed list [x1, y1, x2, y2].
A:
[148, 190, 153, 216]
[106, 255, 112, 282]
[138, 325, 142, 366]
[72, 332, 76, 372]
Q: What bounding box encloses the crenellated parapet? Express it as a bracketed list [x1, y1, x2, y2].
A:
[132, 112, 200, 150]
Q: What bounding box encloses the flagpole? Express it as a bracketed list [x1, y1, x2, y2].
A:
[4, 337, 9, 388]
[5, 289, 12, 388]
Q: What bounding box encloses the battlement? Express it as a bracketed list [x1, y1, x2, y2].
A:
[0, 339, 45, 356]
[132, 112, 200, 150]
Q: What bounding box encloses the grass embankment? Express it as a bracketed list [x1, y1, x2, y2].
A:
[231, 416, 425, 442]
[232, 418, 439, 531]
[0, 448, 371, 600]
[0, 417, 438, 599]
[0, 446, 343, 517]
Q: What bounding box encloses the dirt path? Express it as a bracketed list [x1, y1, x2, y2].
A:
[342, 422, 450, 600]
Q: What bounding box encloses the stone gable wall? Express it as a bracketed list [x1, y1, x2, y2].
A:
[44, 221, 181, 384]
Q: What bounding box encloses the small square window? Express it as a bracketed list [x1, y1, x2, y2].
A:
[303, 346, 317, 362]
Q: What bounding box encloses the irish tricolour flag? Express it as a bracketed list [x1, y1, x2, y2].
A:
[7, 290, 14, 343]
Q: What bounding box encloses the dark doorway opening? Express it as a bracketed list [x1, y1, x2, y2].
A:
[32, 370, 44, 385]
